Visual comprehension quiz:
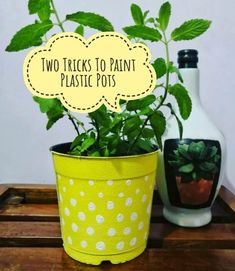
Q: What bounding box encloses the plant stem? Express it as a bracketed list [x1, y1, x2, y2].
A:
[128, 31, 172, 154]
[50, 0, 90, 136]
[67, 112, 87, 133]
[160, 32, 170, 105]
[67, 112, 79, 135]
[50, 0, 65, 32]
[127, 116, 150, 154]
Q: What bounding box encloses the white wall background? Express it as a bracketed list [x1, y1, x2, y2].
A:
[0, 0, 234, 193]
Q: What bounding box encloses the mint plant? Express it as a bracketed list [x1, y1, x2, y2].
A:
[168, 141, 220, 182]
[6, 1, 211, 157]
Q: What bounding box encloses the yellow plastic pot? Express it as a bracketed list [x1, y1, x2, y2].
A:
[51, 143, 158, 265]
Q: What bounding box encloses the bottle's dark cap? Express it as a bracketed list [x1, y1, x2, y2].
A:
[178, 49, 198, 68]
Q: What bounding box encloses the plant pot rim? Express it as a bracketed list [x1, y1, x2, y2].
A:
[50, 142, 159, 160]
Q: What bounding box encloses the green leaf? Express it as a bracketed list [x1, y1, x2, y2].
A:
[168, 83, 192, 120]
[171, 19, 211, 41]
[123, 116, 142, 134]
[169, 63, 183, 83]
[123, 25, 162, 42]
[136, 139, 153, 152]
[70, 134, 87, 151]
[178, 144, 191, 160]
[142, 128, 155, 138]
[199, 161, 216, 172]
[33, 97, 62, 113]
[88, 150, 100, 157]
[6, 20, 53, 51]
[126, 95, 156, 111]
[158, 2, 171, 31]
[188, 141, 205, 158]
[131, 3, 144, 25]
[33, 96, 64, 130]
[89, 106, 111, 128]
[75, 25, 84, 36]
[150, 110, 166, 149]
[80, 137, 96, 152]
[28, 0, 51, 21]
[179, 163, 194, 173]
[138, 107, 154, 116]
[152, 58, 167, 79]
[46, 109, 64, 130]
[66, 12, 114, 32]
[143, 10, 150, 20]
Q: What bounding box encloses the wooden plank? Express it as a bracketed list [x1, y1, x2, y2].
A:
[149, 223, 235, 249]
[219, 186, 235, 212]
[0, 185, 10, 204]
[151, 200, 235, 223]
[0, 221, 61, 247]
[0, 201, 231, 223]
[0, 204, 59, 221]
[0, 221, 234, 249]
[0, 185, 9, 197]
[0, 248, 234, 271]
[9, 185, 57, 204]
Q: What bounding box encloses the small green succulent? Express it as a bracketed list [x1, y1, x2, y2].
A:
[168, 141, 220, 183]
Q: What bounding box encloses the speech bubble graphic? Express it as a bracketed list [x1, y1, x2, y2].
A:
[23, 32, 156, 113]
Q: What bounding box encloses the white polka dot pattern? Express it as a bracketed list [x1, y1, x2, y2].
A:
[71, 223, 78, 232]
[88, 180, 94, 186]
[80, 240, 88, 248]
[107, 228, 116, 237]
[118, 192, 124, 198]
[86, 227, 95, 236]
[67, 236, 73, 245]
[125, 197, 133, 207]
[58, 174, 154, 254]
[79, 191, 85, 197]
[106, 201, 114, 210]
[130, 212, 138, 221]
[78, 212, 86, 221]
[116, 213, 124, 222]
[64, 207, 70, 216]
[98, 192, 104, 198]
[96, 241, 106, 251]
[107, 180, 113, 186]
[96, 214, 104, 224]
[70, 198, 77, 207]
[88, 202, 96, 211]
[123, 227, 131, 235]
[116, 241, 125, 250]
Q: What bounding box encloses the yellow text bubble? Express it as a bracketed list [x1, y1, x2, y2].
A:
[23, 32, 156, 113]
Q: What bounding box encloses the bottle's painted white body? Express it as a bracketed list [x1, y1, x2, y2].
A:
[157, 68, 226, 227]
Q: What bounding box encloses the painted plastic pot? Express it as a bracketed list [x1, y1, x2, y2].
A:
[51, 143, 158, 265]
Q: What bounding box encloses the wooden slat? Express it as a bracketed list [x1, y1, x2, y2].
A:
[0, 185, 9, 197]
[219, 186, 235, 212]
[0, 221, 61, 247]
[0, 203, 59, 221]
[0, 248, 234, 271]
[10, 185, 57, 204]
[0, 221, 234, 249]
[149, 223, 235, 249]
[0, 185, 10, 204]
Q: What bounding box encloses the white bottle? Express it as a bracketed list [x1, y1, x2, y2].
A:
[157, 49, 226, 227]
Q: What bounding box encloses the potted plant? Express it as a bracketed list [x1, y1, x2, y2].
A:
[5, 0, 210, 265]
[168, 141, 221, 205]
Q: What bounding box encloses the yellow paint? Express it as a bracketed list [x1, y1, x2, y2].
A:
[23, 32, 156, 113]
[51, 150, 158, 265]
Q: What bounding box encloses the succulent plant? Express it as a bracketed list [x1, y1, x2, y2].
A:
[168, 141, 220, 183]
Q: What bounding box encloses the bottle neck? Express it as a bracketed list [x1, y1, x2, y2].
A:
[179, 68, 201, 105]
